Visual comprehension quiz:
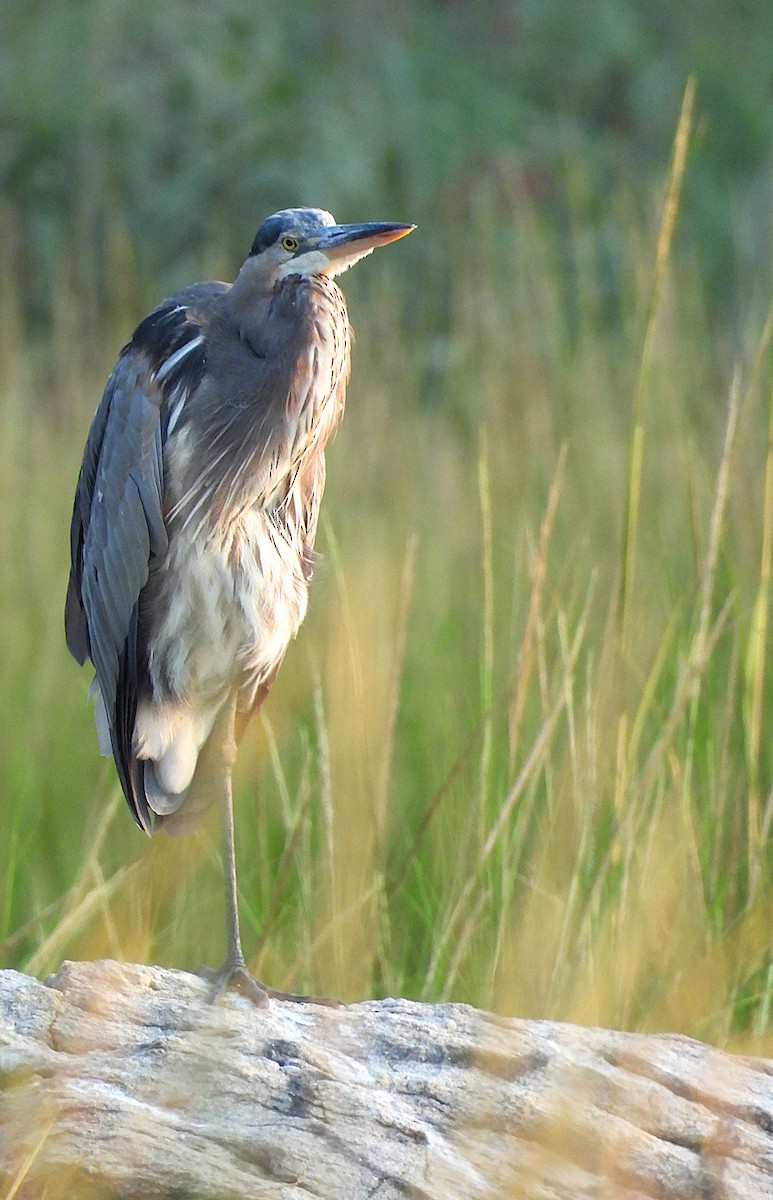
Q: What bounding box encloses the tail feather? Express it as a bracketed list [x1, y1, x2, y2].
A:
[142, 759, 187, 815]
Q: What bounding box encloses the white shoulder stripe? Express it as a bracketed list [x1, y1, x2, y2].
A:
[165, 383, 188, 436]
[156, 333, 205, 382]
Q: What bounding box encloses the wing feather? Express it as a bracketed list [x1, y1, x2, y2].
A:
[65, 292, 212, 830]
[66, 355, 166, 827]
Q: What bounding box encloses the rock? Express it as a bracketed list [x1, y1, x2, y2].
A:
[1, 960, 772, 1198]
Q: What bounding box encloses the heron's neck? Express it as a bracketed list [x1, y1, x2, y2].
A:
[226, 256, 276, 318]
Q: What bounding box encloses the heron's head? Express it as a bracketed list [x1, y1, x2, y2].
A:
[247, 208, 414, 282]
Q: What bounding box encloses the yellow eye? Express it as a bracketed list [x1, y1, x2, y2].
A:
[281, 236, 298, 252]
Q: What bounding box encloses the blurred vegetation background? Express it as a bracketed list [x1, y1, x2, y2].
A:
[2, 0, 773, 1052]
[4, 0, 772, 326]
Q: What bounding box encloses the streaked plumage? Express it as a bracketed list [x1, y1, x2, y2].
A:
[66, 208, 414, 1001]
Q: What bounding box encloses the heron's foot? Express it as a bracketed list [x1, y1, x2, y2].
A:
[197, 959, 270, 1006]
[196, 957, 341, 1008]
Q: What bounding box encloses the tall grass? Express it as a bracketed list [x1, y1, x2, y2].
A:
[2, 130, 773, 1053]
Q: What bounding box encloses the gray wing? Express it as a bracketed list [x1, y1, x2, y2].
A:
[66, 288, 218, 830]
[65, 353, 167, 827]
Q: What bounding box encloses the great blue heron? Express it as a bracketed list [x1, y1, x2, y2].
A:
[65, 208, 414, 1003]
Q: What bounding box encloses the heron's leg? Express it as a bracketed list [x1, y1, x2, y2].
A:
[221, 772, 246, 969]
[213, 762, 273, 1005]
[197, 697, 339, 1007]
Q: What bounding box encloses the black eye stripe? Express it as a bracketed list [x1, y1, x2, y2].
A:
[250, 215, 287, 256]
